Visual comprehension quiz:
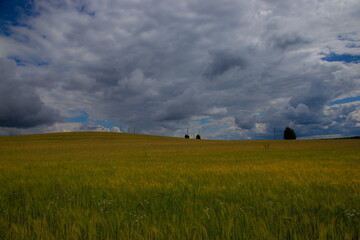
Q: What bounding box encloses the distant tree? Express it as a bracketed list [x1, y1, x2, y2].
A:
[284, 127, 296, 140]
[196, 134, 201, 139]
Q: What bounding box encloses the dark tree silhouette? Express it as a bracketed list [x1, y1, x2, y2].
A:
[284, 127, 296, 140]
[196, 134, 201, 139]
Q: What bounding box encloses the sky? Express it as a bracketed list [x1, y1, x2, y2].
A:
[0, 0, 360, 139]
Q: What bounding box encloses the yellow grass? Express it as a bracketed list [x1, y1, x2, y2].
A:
[0, 132, 359, 239]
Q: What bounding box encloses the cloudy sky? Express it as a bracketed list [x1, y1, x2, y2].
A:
[0, 0, 360, 139]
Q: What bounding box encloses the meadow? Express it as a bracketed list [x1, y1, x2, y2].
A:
[0, 132, 359, 239]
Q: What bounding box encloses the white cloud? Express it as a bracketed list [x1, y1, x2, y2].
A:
[111, 126, 121, 132]
[205, 107, 228, 115]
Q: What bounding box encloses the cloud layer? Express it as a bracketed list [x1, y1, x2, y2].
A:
[0, 58, 61, 128]
[0, 0, 359, 138]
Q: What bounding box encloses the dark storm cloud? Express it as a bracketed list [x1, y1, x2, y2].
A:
[289, 81, 331, 111]
[235, 115, 256, 130]
[155, 88, 205, 121]
[0, 58, 61, 128]
[0, 0, 359, 138]
[204, 51, 247, 79]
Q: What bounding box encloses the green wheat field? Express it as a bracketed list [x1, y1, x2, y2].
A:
[0, 132, 359, 239]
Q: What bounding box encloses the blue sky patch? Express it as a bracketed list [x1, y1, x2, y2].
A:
[66, 112, 121, 130]
[197, 118, 212, 125]
[8, 56, 49, 67]
[8, 56, 27, 66]
[322, 53, 360, 63]
[93, 119, 120, 129]
[65, 111, 89, 123]
[0, 0, 35, 35]
[328, 96, 360, 106]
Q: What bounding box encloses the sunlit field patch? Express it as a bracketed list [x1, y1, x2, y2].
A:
[0, 132, 359, 239]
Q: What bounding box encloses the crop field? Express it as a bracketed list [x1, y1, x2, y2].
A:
[0, 132, 359, 239]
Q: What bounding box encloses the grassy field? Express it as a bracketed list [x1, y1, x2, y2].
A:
[0, 132, 359, 239]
